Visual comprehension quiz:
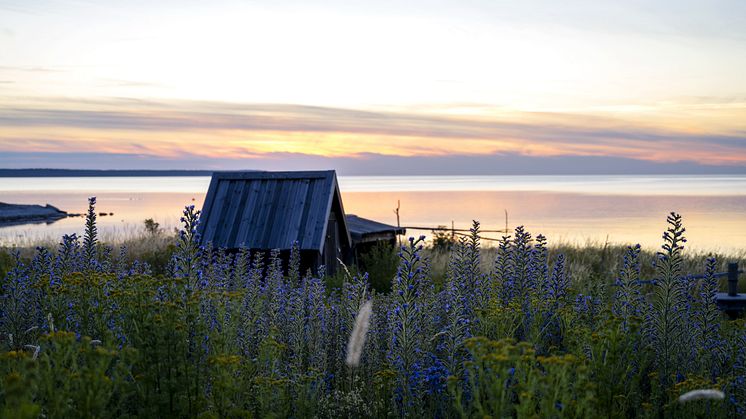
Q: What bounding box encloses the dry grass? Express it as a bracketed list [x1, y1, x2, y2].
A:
[424, 240, 746, 293]
[3, 232, 745, 292]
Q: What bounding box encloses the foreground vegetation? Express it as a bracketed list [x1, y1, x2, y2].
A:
[1, 198, 745, 417]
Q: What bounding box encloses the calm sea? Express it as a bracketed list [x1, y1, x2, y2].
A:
[1, 175, 745, 253]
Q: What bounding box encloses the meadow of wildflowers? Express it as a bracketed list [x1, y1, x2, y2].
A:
[1, 198, 745, 418]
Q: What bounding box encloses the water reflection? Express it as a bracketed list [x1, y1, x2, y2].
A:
[1, 177, 745, 253]
[0, 192, 201, 244]
[343, 191, 746, 253]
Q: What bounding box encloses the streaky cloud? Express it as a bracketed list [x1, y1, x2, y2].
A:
[0, 150, 743, 175]
[0, 97, 744, 167]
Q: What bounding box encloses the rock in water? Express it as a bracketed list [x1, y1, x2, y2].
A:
[0, 202, 69, 226]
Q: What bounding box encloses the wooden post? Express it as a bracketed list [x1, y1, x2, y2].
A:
[728, 262, 739, 297]
[394, 200, 401, 247]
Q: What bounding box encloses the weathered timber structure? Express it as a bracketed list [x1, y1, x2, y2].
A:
[198, 170, 404, 275]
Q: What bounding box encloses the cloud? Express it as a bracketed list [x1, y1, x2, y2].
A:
[0, 150, 743, 175]
[0, 66, 66, 73]
[96, 78, 168, 88]
[0, 97, 744, 168]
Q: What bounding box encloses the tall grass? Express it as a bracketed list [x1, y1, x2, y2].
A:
[1, 199, 745, 417]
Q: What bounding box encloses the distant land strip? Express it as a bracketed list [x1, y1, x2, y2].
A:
[0, 169, 215, 177]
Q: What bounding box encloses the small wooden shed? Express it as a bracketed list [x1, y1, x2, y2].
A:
[198, 170, 352, 275]
[346, 214, 405, 258]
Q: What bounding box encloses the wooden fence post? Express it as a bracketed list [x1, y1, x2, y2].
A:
[394, 200, 401, 247]
[728, 262, 739, 297]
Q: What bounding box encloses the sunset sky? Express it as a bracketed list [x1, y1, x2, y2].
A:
[1, 0, 745, 174]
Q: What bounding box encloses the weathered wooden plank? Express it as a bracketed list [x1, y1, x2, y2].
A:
[310, 176, 333, 252]
[256, 180, 283, 249]
[332, 175, 352, 247]
[233, 179, 261, 248]
[247, 179, 272, 248]
[295, 179, 314, 250]
[282, 180, 302, 247]
[224, 179, 249, 248]
[243, 179, 269, 248]
[202, 179, 230, 244]
[301, 178, 325, 249]
[264, 179, 287, 249]
[262, 179, 290, 249]
[214, 180, 240, 246]
[313, 175, 336, 253]
[275, 180, 299, 248]
[268, 180, 291, 249]
[218, 180, 240, 246]
[197, 175, 220, 237]
[285, 179, 310, 248]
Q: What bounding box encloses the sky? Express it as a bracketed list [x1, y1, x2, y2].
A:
[0, 0, 745, 174]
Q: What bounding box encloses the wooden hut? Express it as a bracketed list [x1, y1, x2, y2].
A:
[198, 170, 407, 275]
[345, 214, 405, 259]
[198, 170, 352, 275]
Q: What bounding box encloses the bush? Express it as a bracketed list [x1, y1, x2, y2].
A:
[430, 226, 455, 252]
[359, 242, 398, 293]
[143, 218, 161, 236]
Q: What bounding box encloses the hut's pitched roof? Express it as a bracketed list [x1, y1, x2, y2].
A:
[198, 170, 351, 251]
[346, 214, 405, 243]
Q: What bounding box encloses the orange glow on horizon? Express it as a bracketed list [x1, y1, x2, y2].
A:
[0, 98, 744, 167]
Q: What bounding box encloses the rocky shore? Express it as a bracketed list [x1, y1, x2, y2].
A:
[0, 202, 72, 226]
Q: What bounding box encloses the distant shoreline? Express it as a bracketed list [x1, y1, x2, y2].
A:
[0, 169, 214, 177]
[1, 169, 745, 178]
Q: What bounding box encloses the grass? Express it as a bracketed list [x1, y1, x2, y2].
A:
[4, 231, 744, 293]
[1, 202, 746, 417]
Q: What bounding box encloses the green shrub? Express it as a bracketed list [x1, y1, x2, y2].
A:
[359, 242, 398, 293]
